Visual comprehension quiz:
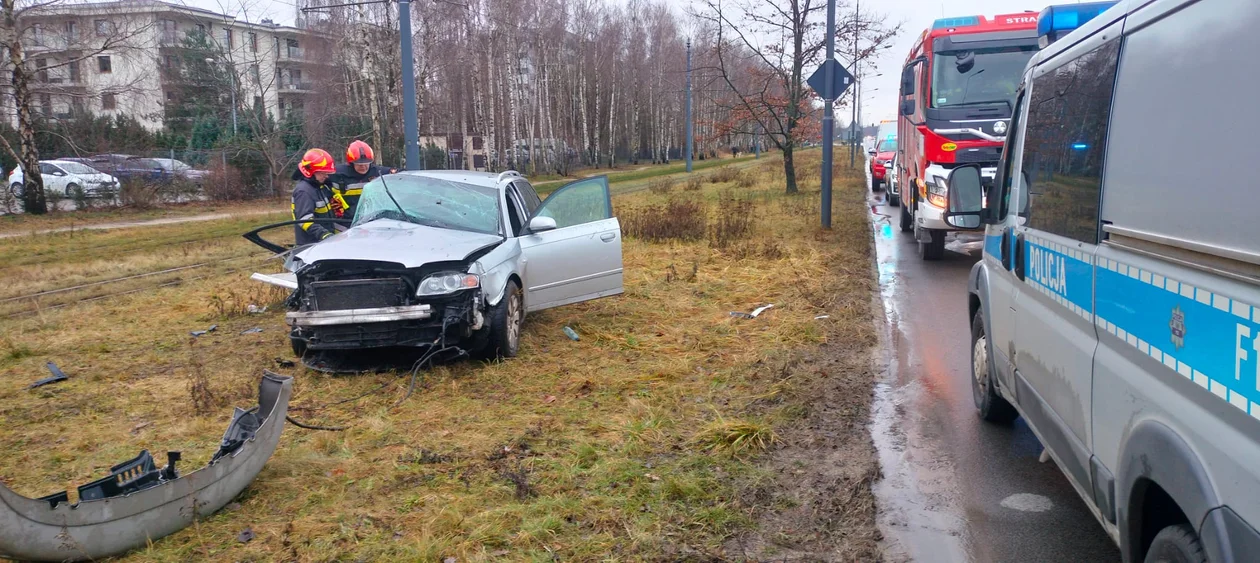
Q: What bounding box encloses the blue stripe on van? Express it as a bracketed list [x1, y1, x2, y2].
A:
[1024, 237, 1095, 316]
[1094, 261, 1260, 417]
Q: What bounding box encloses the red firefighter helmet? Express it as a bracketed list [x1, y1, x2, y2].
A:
[298, 148, 336, 178]
[346, 140, 375, 165]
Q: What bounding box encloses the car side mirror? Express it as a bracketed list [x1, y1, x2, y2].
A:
[867, 149, 877, 156]
[527, 215, 557, 233]
[944, 165, 984, 229]
[900, 99, 915, 116]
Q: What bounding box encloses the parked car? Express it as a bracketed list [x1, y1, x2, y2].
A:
[952, 1, 1260, 561]
[867, 137, 896, 190]
[8, 160, 120, 198]
[887, 151, 901, 207]
[247, 170, 625, 364]
[150, 158, 210, 185]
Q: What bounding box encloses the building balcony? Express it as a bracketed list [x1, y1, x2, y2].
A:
[280, 82, 315, 93]
[27, 36, 81, 53]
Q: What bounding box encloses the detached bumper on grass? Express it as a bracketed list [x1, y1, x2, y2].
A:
[0, 371, 292, 562]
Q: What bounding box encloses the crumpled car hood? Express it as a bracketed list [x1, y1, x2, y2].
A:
[295, 219, 503, 268]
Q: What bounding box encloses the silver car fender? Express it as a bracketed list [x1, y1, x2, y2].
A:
[474, 239, 523, 307]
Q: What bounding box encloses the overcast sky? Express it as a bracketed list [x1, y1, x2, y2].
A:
[178, 0, 1042, 127]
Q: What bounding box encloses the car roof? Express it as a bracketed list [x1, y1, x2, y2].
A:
[393, 169, 514, 189]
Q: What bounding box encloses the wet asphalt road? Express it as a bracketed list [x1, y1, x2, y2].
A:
[865, 180, 1120, 562]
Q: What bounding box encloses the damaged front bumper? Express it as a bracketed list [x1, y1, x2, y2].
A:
[287, 304, 433, 326]
[0, 371, 293, 562]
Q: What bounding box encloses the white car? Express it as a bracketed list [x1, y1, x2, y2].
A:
[8, 160, 120, 198]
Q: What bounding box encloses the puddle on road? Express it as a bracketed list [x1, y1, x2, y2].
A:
[866, 186, 972, 562]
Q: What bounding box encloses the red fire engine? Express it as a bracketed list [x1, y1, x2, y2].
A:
[895, 12, 1041, 260]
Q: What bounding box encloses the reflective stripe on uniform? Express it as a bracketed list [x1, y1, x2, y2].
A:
[344, 188, 363, 196]
[299, 212, 315, 231]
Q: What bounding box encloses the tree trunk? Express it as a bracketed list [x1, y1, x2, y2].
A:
[782, 143, 798, 194]
[3, 0, 46, 214]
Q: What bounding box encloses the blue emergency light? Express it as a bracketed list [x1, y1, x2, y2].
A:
[933, 15, 980, 29]
[1037, 2, 1119, 47]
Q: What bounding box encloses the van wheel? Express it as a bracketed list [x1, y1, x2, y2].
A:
[899, 203, 913, 232]
[919, 229, 945, 260]
[1145, 524, 1206, 563]
[972, 311, 1018, 423]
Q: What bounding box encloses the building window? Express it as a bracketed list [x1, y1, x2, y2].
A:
[164, 54, 176, 68]
[1019, 39, 1121, 244]
[97, 55, 111, 73]
[285, 38, 299, 58]
[40, 93, 51, 115]
[165, 91, 175, 101]
[250, 63, 260, 86]
[253, 95, 263, 109]
[36, 58, 48, 82]
[64, 20, 76, 39]
[69, 60, 79, 82]
[101, 92, 116, 110]
[94, 19, 113, 36]
[225, 28, 233, 49]
[196, 23, 205, 35]
[31, 23, 43, 45]
[159, 19, 176, 43]
[249, 32, 257, 52]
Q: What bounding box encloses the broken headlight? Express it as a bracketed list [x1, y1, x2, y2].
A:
[417, 272, 479, 297]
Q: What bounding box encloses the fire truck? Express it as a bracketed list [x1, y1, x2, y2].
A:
[895, 12, 1041, 260]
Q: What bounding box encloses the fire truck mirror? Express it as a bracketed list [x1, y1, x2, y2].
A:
[900, 65, 916, 95]
[900, 99, 915, 116]
[955, 51, 976, 74]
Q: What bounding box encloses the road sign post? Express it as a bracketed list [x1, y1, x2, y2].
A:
[807, 13, 854, 229]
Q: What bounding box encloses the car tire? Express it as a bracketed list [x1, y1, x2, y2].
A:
[8, 182, 21, 198]
[485, 280, 524, 359]
[65, 183, 80, 198]
[290, 336, 307, 359]
[919, 228, 945, 261]
[1144, 524, 1207, 563]
[900, 202, 913, 232]
[971, 311, 1018, 424]
[889, 193, 900, 207]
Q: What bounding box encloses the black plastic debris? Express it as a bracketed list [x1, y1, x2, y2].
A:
[240, 327, 263, 335]
[236, 527, 255, 543]
[190, 324, 219, 337]
[274, 357, 295, 368]
[38, 450, 182, 508]
[212, 408, 262, 462]
[28, 362, 70, 389]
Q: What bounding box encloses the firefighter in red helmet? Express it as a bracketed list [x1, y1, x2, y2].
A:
[292, 148, 339, 245]
[330, 139, 395, 222]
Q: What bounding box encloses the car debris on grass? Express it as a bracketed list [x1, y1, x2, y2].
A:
[27, 362, 69, 389]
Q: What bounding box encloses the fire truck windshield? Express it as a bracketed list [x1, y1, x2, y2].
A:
[931, 47, 1036, 108]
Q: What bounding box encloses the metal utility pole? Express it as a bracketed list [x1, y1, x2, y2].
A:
[399, 0, 421, 170]
[820, 0, 837, 228]
[849, 0, 859, 168]
[229, 64, 237, 136]
[685, 38, 693, 173]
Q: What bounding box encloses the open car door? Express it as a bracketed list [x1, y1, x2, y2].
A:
[518, 176, 624, 312]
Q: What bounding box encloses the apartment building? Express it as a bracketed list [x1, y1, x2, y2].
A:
[15, 0, 330, 131]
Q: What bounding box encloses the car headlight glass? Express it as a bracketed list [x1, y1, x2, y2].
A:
[417, 272, 479, 297]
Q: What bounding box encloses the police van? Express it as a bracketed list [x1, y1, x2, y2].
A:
[943, 0, 1260, 561]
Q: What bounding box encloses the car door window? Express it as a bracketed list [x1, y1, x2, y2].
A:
[512, 180, 542, 215]
[504, 186, 527, 236]
[532, 176, 611, 229]
[39, 163, 58, 175]
[1019, 39, 1120, 244]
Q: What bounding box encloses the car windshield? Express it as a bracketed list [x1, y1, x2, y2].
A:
[353, 174, 502, 235]
[877, 139, 897, 152]
[932, 47, 1036, 108]
[57, 162, 99, 175]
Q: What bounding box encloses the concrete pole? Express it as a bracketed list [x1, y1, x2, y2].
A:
[400, 0, 421, 170]
[849, 0, 859, 168]
[820, 0, 836, 229]
[685, 38, 693, 173]
[229, 64, 238, 137]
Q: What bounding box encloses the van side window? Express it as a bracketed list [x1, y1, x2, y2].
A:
[1019, 39, 1121, 243]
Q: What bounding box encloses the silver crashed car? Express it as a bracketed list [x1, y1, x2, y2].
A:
[249, 170, 624, 360]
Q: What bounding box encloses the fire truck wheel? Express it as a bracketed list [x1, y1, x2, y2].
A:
[919, 229, 945, 261]
[899, 203, 913, 232]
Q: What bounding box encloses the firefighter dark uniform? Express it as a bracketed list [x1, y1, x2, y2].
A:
[292, 148, 339, 246]
[332, 140, 394, 222]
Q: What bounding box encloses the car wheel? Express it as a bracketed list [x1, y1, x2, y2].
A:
[8, 182, 21, 198]
[1144, 524, 1206, 563]
[919, 228, 945, 261]
[889, 193, 900, 207]
[899, 202, 913, 232]
[485, 280, 524, 359]
[65, 183, 80, 198]
[971, 311, 1018, 423]
[290, 336, 308, 359]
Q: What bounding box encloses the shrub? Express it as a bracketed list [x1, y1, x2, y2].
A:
[710, 190, 755, 249]
[621, 197, 707, 242]
[119, 179, 161, 209]
[735, 172, 756, 189]
[709, 166, 741, 184]
[647, 178, 674, 195]
[204, 160, 249, 201]
[684, 177, 703, 191]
